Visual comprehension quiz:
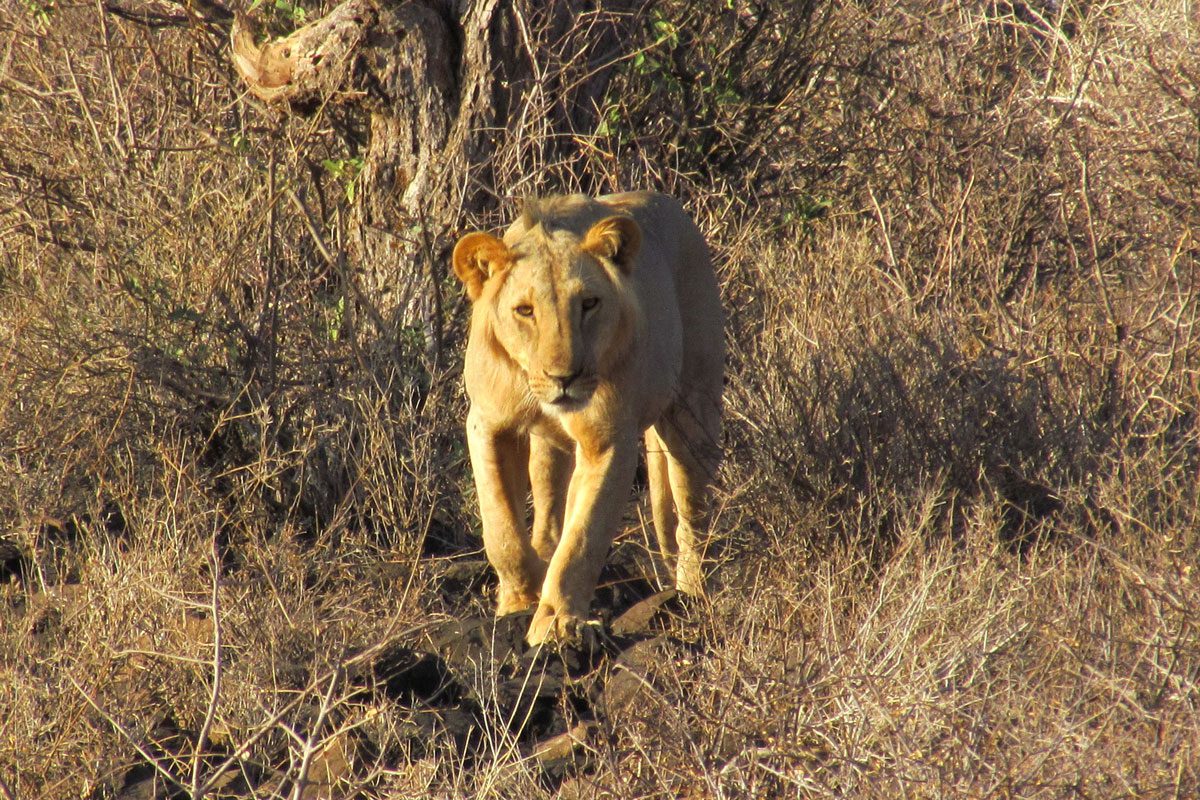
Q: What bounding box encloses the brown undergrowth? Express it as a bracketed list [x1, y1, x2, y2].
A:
[2, 1, 1198, 797]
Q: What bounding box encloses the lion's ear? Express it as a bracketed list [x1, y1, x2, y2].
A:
[583, 216, 641, 273]
[452, 232, 510, 301]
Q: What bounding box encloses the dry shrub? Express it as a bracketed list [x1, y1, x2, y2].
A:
[1, 6, 470, 795]
[1, 0, 1198, 798]
[0, 0, 467, 547]
[600, 507, 1200, 797]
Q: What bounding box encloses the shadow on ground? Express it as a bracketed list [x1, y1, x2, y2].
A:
[108, 540, 698, 798]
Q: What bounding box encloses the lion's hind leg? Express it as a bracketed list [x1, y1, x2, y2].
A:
[644, 427, 678, 563]
[651, 391, 722, 597]
[529, 435, 572, 566]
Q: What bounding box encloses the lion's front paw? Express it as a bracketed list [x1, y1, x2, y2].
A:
[496, 584, 539, 617]
[526, 604, 600, 647]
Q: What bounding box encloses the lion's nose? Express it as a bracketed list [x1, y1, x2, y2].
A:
[546, 368, 582, 390]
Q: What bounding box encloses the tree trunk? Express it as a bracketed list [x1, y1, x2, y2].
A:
[229, 0, 635, 357]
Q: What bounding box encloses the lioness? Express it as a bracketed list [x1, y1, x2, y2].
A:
[452, 192, 724, 645]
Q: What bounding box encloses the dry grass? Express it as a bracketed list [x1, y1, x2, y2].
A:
[2, 0, 1198, 798]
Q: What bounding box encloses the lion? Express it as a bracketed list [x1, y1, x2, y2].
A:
[452, 192, 724, 645]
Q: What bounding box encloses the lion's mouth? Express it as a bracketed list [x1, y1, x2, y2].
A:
[549, 391, 587, 408]
[544, 385, 594, 411]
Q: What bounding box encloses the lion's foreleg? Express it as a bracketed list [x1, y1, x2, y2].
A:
[527, 434, 638, 645]
[467, 410, 543, 615]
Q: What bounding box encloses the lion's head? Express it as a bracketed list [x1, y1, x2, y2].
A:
[453, 211, 642, 412]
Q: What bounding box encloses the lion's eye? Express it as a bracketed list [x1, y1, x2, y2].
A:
[581, 297, 599, 312]
[514, 304, 534, 318]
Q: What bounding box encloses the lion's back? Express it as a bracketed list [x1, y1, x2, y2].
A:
[607, 192, 724, 396]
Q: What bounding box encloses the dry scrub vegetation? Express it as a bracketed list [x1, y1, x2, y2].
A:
[2, 0, 1199, 797]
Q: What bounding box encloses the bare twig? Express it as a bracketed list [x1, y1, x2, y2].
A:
[191, 534, 225, 799]
[288, 668, 343, 800]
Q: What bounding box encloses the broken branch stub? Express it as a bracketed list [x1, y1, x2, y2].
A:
[230, 1, 375, 108]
